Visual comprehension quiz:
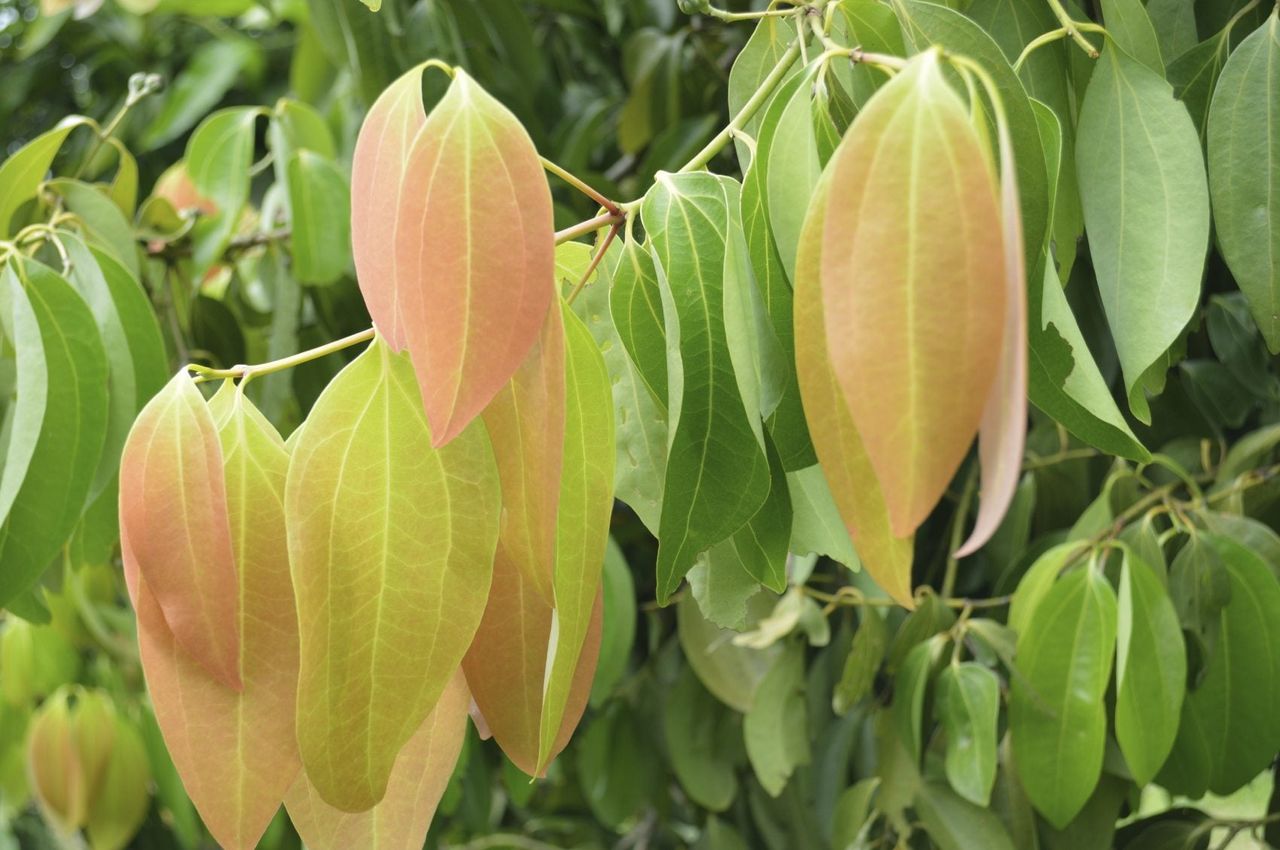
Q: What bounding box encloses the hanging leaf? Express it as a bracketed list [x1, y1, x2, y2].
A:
[665, 664, 741, 812]
[1207, 12, 1280, 352]
[1114, 547, 1185, 786]
[584, 241, 667, 534]
[762, 66, 820, 279]
[118, 371, 240, 689]
[353, 66, 555, 446]
[727, 16, 798, 169]
[956, 115, 1028, 557]
[677, 594, 781, 713]
[288, 151, 352, 286]
[285, 671, 470, 850]
[744, 642, 809, 797]
[794, 172, 913, 606]
[893, 635, 944, 764]
[914, 780, 1017, 850]
[84, 714, 150, 850]
[124, 387, 300, 850]
[186, 107, 261, 271]
[937, 663, 1000, 807]
[480, 305, 565, 604]
[608, 237, 668, 407]
[590, 538, 636, 706]
[1160, 535, 1280, 796]
[0, 116, 90, 238]
[536, 302, 615, 772]
[0, 264, 48, 537]
[0, 260, 108, 609]
[1075, 45, 1210, 422]
[642, 172, 771, 603]
[821, 50, 1005, 537]
[1009, 567, 1116, 828]
[286, 336, 500, 811]
[1100, 0, 1165, 74]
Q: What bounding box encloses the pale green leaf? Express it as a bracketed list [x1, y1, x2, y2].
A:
[914, 780, 1017, 850]
[1101, 0, 1165, 74]
[0, 116, 90, 238]
[665, 664, 741, 811]
[1076, 45, 1210, 421]
[1207, 12, 1280, 351]
[937, 663, 999, 806]
[287, 151, 352, 286]
[727, 16, 798, 169]
[744, 642, 809, 797]
[677, 594, 781, 713]
[186, 107, 261, 272]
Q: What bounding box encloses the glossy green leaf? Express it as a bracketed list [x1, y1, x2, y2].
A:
[937, 663, 999, 806]
[665, 664, 740, 811]
[583, 242, 666, 535]
[914, 780, 1017, 850]
[727, 16, 798, 169]
[45, 179, 138, 278]
[608, 237, 668, 407]
[0, 116, 90, 238]
[833, 608, 887, 714]
[677, 594, 781, 713]
[1207, 12, 1280, 352]
[186, 107, 260, 271]
[740, 82, 814, 470]
[0, 260, 108, 609]
[1009, 567, 1117, 828]
[139, 38, 263, 151]
[287, 151, 352, 286]
[590, 537, 636, 706]
[744, 642, 809, 797]
[1161, 535, 1280, 796]
[893, 636, 944, 764]
[1076, 45, 1210, 421]
[1101, 0, 1165, 74]
[642, 172, 770, 603]
[0, 264, 47, 534]
[1115, 548, 1185, 785]
[285, 336, 500, 811]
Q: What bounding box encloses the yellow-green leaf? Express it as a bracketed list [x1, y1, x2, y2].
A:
[285, 336, 500, 811]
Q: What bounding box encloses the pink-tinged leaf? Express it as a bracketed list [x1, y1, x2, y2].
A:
[820, 51, 1005, 537]
[284, 671, 470, 850]
[123, 386, 300, 850]
[955, 120, 1028, 558]
[461, 550, 603, 776]
[795, 172, 915, 608]
[391, 69, 555, 445]
[118, 372, 241, 689]
[351, 65, 428, 350]
[286, 336, 500, 812]
[480, 305, 566, 604]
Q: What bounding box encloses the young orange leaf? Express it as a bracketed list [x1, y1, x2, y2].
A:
[956, 119, 1028, 558]
[821, 51, 1005, 537]
[795, 173, 915, 607]
[286, 336, 500, 812]
[123, 386, 300, 850]
[480, 304, 566, 604]
[118, 372, 241, 689]
[353, 65, 555, 446]
[350, 65, 427, 350]
[284, 671, 470, 850]
[461, 549, 603, 776]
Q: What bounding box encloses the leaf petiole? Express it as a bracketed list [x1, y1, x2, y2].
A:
[187, 326, 376, 385]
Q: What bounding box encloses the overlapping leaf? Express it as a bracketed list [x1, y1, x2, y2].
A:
[118, 371, 240, 689]
[821, 50, 1004, 537]
[125, 386, 299, 850]
[353, 65, 555, 445]
[285, 336, 500, 811]
[794, 173, 913, 607]
[1207, 12, 1280, 352]
[0, 116, 91, 238]
[1076, 45, 1210, 421]
[642, 172, 771, 603]
[285, 671, 469, 850]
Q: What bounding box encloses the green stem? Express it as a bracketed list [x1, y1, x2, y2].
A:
[565, 220, 621, 305]
[1013, 21, 1107, 71]
[1045, 0, 1102, 58]
[188, 326, 376, 384]
[678, 38, 802, 173]
[555, 211, 624, 244]
[540, 157, 620, 215]
[73, 72, 161, 180]
[942, 465, 978, 598]
[704, 4, 802, 22]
